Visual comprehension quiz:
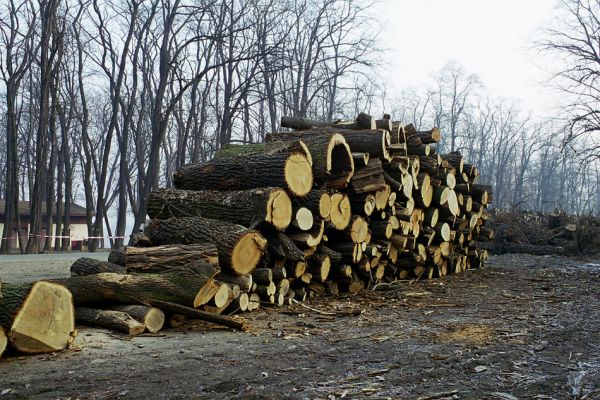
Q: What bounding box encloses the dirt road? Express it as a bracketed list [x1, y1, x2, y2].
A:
[1, 254, 599, 399]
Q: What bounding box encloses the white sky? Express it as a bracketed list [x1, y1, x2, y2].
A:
[376, 0, 561, 116]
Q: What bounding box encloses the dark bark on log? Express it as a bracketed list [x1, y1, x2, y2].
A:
[57, 260, 219, 308]
[111, 244, 219, 273]
[70, 257, 126, 276]
[147, 187, 292, 231]
[145, 300, 247, 331]
[173, 152, 313, 197]
[144, 217, 267, 275]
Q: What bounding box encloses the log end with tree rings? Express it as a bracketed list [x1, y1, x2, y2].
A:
[327, 133, 355, 183]
[2, 281, 75, 354]
[293, 207, 314, 231]
[447, 190, 460, 216]
[319, 191, 332, 219]
[284, 153, 313, 197]
[231, 231, 268, 275]
[349, 216, 369, 243]
[265, 188, 293, 230]
[446, 172, 456, 189]
[329, 192, 352, 230]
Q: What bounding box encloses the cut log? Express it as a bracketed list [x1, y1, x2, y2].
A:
[292, 207, 314, 231]
[215, 273, 253, 293]
[145, 300, 247, 331]
[147, 187, 293, 231]
[266, 230, 305, 261]
[288, 220, 325, 248]
[252, 268, 273, 284]
[329, 193, 352, 230]
[144, 217, 267, 275]
[213, 140, 312, 166]
[76, 308, 145, 336]
[0, 281, 75, 354]
[57, 260, 219, 308]
[308, 254, 331, 282]
[0, 326, 6, 358]
[295, 190, 332, 220]
[111, 305, 165, 333]
[111, 244, 219, 274]
[173, 152, 313, 197]
[301, 133, 354, 187]
[70, 258, 126, 276]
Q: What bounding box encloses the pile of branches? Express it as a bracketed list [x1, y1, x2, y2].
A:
[480, 209, 600, 256]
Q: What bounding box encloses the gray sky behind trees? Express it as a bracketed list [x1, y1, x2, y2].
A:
[378, 0, 559, 116]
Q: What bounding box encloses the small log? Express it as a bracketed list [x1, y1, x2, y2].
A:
[252, 268, 273, 284]
[76, 308, 145, 336]
[215, 273, 252, 293]
[111, 305, 165, 333]
[145, 300, 247, 331]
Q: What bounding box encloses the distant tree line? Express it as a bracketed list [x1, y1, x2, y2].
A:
[0, 0, 598, 253]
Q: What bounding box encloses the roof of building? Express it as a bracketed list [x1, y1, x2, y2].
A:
[0, 200, 90, 217]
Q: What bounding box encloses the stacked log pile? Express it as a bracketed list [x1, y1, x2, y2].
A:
[2, 112, 494, 345]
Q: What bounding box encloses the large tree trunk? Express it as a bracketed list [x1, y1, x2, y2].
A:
[109, 244, 219, 273]
[0, 281, 75, 354]
[173, 153, 313, 197]
[57, 260, 220, 308]
[147, 187, 293, 231]
[144, 217, 267, 275]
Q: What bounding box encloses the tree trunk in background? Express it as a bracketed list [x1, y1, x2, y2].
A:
[27, 0, 59, 254]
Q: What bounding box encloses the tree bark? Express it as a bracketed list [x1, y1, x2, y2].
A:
[70, 257, 126, 276]
[109, 244, 219, 273]
[144, 217, 267, 275]
[57, 260, 219, 308]
[148, 187, 292, 231]
[75, 308, 145, 336]
[173, 152, 313, 197]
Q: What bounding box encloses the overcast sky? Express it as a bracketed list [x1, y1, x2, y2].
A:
[376, 0, 561, 117]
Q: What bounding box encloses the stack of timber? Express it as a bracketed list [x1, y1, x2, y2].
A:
[40, 112, 495, 340]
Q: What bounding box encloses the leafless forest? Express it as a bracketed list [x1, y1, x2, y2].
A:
[0, 0, 598, 253]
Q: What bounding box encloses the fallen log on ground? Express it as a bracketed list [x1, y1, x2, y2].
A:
[57, 260, 220, 308]
[75, 308, 146, 336]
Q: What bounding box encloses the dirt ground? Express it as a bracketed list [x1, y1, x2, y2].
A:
[1, 253, 599, 400]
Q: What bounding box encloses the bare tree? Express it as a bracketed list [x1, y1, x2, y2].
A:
[0, 0, 36, 253]
[541, 0, 600, 155]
